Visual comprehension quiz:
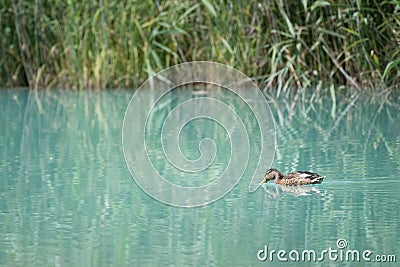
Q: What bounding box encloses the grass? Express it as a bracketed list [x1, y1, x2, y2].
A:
[1, 0, 399, 95]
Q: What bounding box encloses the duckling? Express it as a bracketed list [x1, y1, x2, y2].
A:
[261, 169, 324, 186]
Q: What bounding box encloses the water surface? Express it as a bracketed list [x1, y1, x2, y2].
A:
[0, 89, 399, 266]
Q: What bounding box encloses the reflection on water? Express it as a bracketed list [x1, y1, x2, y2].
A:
[262, 184, 325, 198]
[0, 89, 399, 266]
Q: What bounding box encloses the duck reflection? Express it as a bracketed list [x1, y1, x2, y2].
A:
[262, 184, 324, 198]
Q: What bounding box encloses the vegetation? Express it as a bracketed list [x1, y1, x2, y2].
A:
[1, 0, 400, 93]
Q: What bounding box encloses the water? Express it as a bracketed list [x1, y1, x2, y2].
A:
[0, 88, 399, 266]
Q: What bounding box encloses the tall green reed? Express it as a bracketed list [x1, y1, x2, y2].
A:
[1, 0, 399, 95]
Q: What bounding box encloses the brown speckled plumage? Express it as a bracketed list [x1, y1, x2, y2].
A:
[261, 169, 324, 186]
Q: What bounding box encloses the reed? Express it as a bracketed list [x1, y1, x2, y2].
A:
[1, 0, 399, 95]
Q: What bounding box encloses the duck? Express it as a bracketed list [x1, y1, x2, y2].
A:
[261, 169, 324, 186]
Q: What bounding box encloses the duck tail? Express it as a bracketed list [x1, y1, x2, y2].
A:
[310, 176, 324, 184]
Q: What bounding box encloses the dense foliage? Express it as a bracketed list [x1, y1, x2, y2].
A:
[1, 0, 399, 92]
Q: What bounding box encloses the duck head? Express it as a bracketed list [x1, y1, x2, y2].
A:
[261, 169, 283, 184]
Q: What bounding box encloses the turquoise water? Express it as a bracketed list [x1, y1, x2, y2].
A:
[0, 89, 399, 266]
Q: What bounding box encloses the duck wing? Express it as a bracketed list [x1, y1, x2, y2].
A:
[296, 171, 323, 178]
[285, 171, 324, 184]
